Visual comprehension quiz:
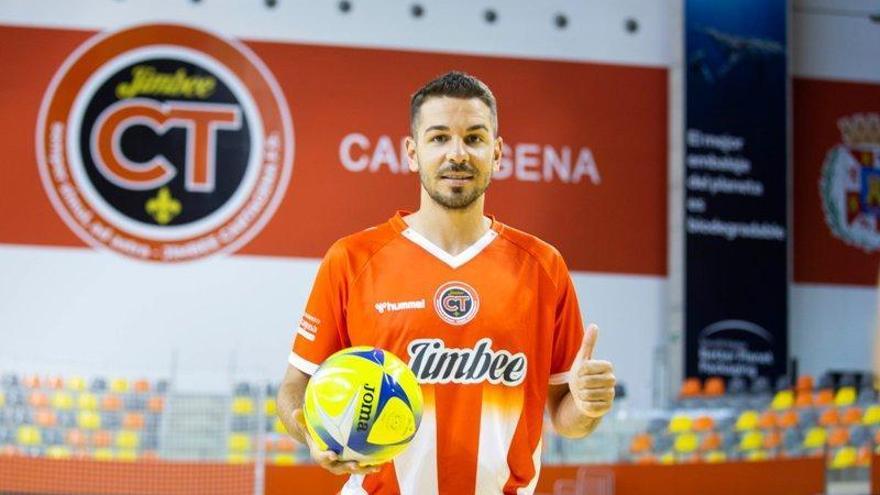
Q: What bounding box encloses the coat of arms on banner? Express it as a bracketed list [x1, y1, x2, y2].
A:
[820, 113, 880, 252]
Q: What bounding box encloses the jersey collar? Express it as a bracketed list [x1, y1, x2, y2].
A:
[390, 210, 502, 269]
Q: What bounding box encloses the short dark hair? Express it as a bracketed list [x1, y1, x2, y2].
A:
[410, 71, 498, 137]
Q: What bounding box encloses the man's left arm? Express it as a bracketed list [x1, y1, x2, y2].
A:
[546, 324, 616, 438]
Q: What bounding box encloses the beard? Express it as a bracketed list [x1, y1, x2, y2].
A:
[419, 162, 491, 210]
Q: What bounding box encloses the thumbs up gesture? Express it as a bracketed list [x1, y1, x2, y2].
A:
[569, 323, 616, 418]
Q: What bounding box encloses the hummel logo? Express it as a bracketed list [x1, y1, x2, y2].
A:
[375, 299, 426, 314]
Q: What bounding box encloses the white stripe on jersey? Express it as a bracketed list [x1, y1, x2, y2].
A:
[393, 403, 438, 495]
[287, 351, 319, 375]
[474, 388, 523, 494]
[341, 474, 367, 495]
[517, 439, 543, 495]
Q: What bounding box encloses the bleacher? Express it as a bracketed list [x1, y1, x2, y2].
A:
[624, 373, 876, 481]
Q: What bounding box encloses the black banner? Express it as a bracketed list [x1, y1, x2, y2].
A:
[684, 0, 789, 381]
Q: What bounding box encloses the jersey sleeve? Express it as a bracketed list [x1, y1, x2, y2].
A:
[288, 241, 351, 375]
[548, 254, 586, 385]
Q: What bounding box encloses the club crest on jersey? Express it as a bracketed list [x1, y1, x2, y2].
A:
[433, 281, 479, 325]
[36, 24, 294, 262]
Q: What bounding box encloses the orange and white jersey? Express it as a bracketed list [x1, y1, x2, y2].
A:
[289, 212, 585, 495]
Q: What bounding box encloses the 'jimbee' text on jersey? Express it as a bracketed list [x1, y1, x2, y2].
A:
[407, 337, 527, 386]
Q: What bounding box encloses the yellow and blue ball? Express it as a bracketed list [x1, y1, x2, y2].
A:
[304, 347, 423, 465]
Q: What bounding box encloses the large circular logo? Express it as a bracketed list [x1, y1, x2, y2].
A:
[36, 24, 293, 262]
[433, 281, 480, 326]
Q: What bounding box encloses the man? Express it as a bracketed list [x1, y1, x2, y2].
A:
[277, 71, 616, 495]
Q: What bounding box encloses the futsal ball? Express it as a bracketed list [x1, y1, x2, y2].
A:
[303, 346, 423, 465]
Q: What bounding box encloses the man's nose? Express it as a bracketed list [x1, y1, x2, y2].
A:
[445, 137, 468, 163]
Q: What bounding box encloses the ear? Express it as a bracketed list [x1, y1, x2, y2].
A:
[492, 136, 503, 173]
[405, 136, 419, 173]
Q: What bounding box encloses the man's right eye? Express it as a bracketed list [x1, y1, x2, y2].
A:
[430, 135, 448, 143]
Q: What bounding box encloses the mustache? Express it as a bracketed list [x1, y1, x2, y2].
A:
[437, 163, 477, 176]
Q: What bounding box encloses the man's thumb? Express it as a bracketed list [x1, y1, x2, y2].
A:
[578, 323, 599, 361]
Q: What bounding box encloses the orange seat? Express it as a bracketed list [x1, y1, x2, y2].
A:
[635, 454, 658, 465]
[679, 378, 702, 398]
[92, 430, 112, 448]
[148, 396, 165, 413]
[28, 391, 49, 408]
[276, 436, 296, 453]
[122, 412, 145, 430]
[828, 426, 850, 448]
[704, 377, 725, 397]
[763, 430, 782, 450]
[66, 429, 88, 448]
[857, 446, 872, 467]
[141, 450, 159, 462]
[795, 375, 814, 393]
[814, 389, 834, 407]
[133, 379, 151, 394]
[35, 409, 58, 428]
[819, 408, 841, 427]
[873, 429, 880, 446]
[101, 394, 122, 411]
[47, 376, 65, 390]
[758, 411, 778, 430]
[23, 375, 41, 389]
[841, 407, 863, 426]
[779, 410, 799, 429]
[629, 433, 653, 455]
[700, 432, 722, 452]
[794, 391, 813, 409]
[692, 416, 715, 432]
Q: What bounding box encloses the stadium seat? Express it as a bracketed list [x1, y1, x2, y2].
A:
[849, 425, 871, 447]
[147, 396, 165, 413]
[699, 432, 722, 452]
[757, 411, 778, 430]
[827, 426, 850, 448]
[800, 408, 819, 427]
[814, 389, 834, 407]
[829, 446, 857, 469]
[35, 409, 58, 428]
[0, 391, 5, 408]
[678, 378, 701, 403]
[57, 411, 76, 428]
[1, 373, 19, 388]
[124, 394, 148, 411]
[795, 375, 814, 393]
[735, 410, 759, 431]
[668, 414, 692, 433]
[101, 412, 121, 430]
[857, 446, 872, 467]
[834, 387, 857, 407]
[65, 429, 87, 448]
[90, 378, 107, 393]
[739, 431, 763, 451]
[647, 417, 668, 434]
[770, 390, 794, 410]
[122, 412, 145, 430]
[93, 448, 114, 461]
[101, 394, 122, 412]
[28, 391, 49, 408]
[794, 391, 813, 409]
[155, 380, 169, 394]
[841, 407, 863, 426]
[818, 408, 841, 427]
[51, 391, 74, 410]
[863, 405, 880, 425]
[703, 450, 727, 463]
[674, 433, 699, 454]
[23, 375, 41, 389]
[110, 378, 129, 394]
[273, 417, 289, 434]
[77, 411, 101, 430]
[16, 425, 42, 446]
[692, 416, 715, 432]
[5, 389, 24, 408]
[234, 383, 253, 396]
[802, 427, 827, 449]
[117, 449, 138, 462]
[77, 393, 98, 411]
[778, 410, 799, 429]
[659, 452, 676, 465]
[703, 377, 725, 397]
[228, 433, 252, 453]
[67, 376, 86, 392]
[116, 430, 140, 450]
[272, 453, 297, 465]
[745, 450, 770, 462]
[762, 430, 782, 451]
[265, 398, 277, 416]
[45, 445, 71, 459]
[47, 376, 64, 390]
[232, 396, 255, 415]
[132, 379, 150, 393]
[727, 376, 748, 396]
[227, 452, 250, 463]
[232, 416, 255, 432]
[142, 433, 159, 450]
[276, 436, 296, 453]
[93, 430, 112, 448]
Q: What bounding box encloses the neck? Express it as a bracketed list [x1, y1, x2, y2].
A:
[404, 189, 491, 256]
